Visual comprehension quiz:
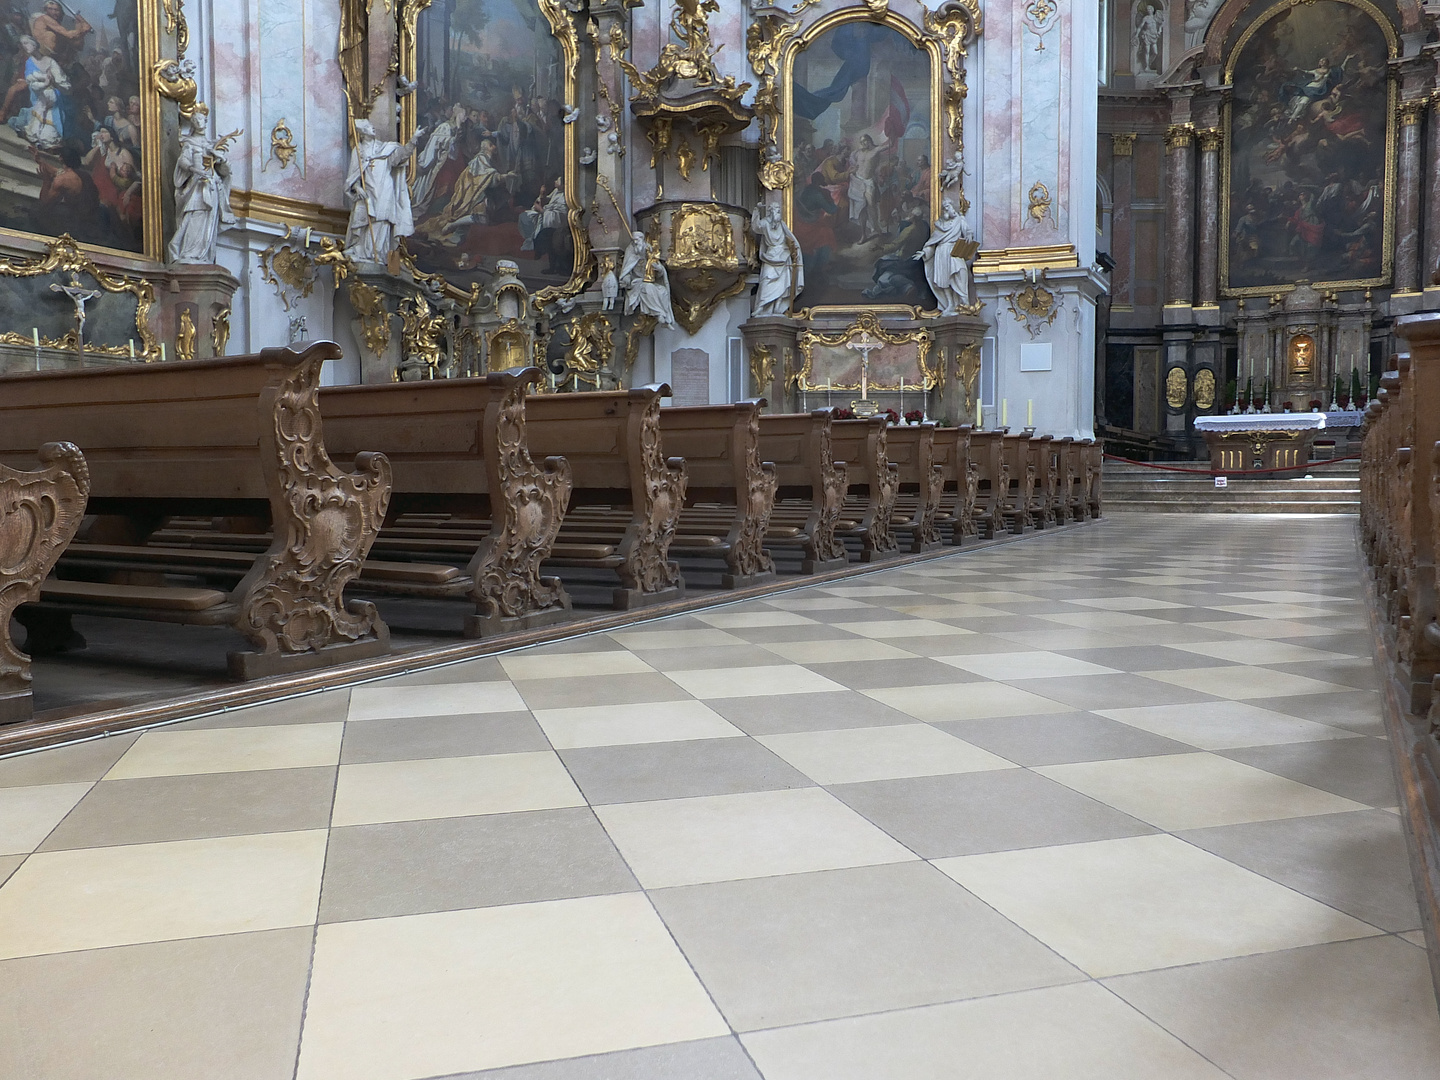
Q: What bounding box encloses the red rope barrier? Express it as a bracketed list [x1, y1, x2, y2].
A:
[1103, 453, 1360, 477]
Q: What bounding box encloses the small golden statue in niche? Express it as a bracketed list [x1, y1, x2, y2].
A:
[1288, 333, 1316, 378]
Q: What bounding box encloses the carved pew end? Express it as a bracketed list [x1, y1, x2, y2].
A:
[611, 579, 685, 611]
[227, 618, 392, 681]
[464, 592, 574, 639]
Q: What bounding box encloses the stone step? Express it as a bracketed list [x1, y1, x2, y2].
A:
[1107, 502, 1359, 515]
[1103, 482, 1361, 496]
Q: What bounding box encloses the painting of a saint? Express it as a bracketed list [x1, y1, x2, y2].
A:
[0, 0, 145, 253]
[787, 21, 936, 310]
[1223, 0, 1392, 292]
[407, 0, 576, 293]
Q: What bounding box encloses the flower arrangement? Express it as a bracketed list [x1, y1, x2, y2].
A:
[882, 408, 900, 425]
[904, 409, 924, 424]
[831, 407, 856, 420]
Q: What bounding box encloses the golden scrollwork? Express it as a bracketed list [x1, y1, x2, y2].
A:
[614, 0, 750, 103]
[562, 312, 614, 385]
[1164, 123, 1195, 150]
[0, 235, 159, 358]
[175, 309, 197, 362]
[1197, 127, 1224, 152]
[957, 342, 981, 406]
[675, 138, 697, 181]
[1005, 276, 1060, 338]
[211, 307, 231, 357]
[670, 203, 741, 271]
[1111, 132, 1137, 156]
[794, 311, 935, 393]
[750, 343, 776, 395]
[348, 280, 391, 356]
[1027, 181, 1052, 225]
[270, 119, 298, 169]
[746, 15, 800, 189]
[1399, 96, 1431, 126]
[1165, 366, 1189, 410]
[923, 0, 982, 152]
[151, 57, 200, 120]
[398, 294, 447, 376]
[259, 228, 318, 311]
[161, 0, 188, 55]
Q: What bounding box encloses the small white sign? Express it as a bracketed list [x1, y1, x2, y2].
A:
[1214, 476, 1228, 489]
[1019, 343, 1053, 371]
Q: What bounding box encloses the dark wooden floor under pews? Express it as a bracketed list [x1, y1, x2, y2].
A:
[0, 342, 1102, 752]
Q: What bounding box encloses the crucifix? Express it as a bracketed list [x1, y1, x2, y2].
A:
[846, 329, 884, 402]
[50, 274, 102, 354]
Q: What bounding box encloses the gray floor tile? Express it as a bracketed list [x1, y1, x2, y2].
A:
[1220, 737, 1400, 806]
[1007, 672, 1221, 710]
[941, 615, 1070, 633]
[1276, 632, 1373, 657]
[804, 657, 986, 690]
[797, 606, 926, 624]
[38, 767, 336, 851]
[0, 734, 138, 787]
[1105, 936, 1440, 1080]
[449, 1037, 762, 1080]
[1055, 645, 1236, 673]
[723, 623, 868, 644]
[1265, 658, 1381, 691]
[559, 738, 811, 804]
[0, 927, 313, 1080]
[318, 807, 638, 922]
[379, 657, 508, 685]
[515, 673, 690, 711]
[829, 768, 1158, 858]
[524, 635, 630, 655]
[340, 711, 549, 763]
[628, 645, 792, 671]
[175, 689, 351, 729]
[651, 862, 1081, 1031]
[936, 712, 1194, 766]
[1177, 809, 1420, 932]
[707, 691, 920, 735]
[1253, 690, 1386, 735]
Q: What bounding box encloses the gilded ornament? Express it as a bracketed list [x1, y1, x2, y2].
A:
[152, 57, 200, 121]
[175, 309, 197, 362]
[348, 279, 392, 356]
[670, 204, 741, 271]
[1165, 366, 1189, 410]
[161, 0, 189, 55]
[1193, 367, 1217, 410]
[1197, 127, 1224, 152]
[398, 294, 447, 378]
[794, 312, 935, 393]
[749, 343, 776, 395]
[1027, 181, 1052, 225]
[1111, 132, 1137, 156]
[675, 137, 697, 181]
[271, 119, 298, 170]
[211, 307, 231, 357]
[563, 312, 614, 383]
[1164, 123, 1195, 149]
[260, 229, 318, 311]
[957, 342, 981, 406]
[1005, 275, 1060, 338]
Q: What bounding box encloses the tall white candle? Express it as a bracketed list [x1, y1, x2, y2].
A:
[1027, 399, 1033, 426]
[1002, 399, 1008, 426]
[31, 327, 38, 348]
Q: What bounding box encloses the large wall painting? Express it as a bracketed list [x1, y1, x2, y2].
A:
[784, 14, 940, 312]
[1222, 0, 1395, 294]
[403, 0, 583, 298]
[0, 0, 158, 257]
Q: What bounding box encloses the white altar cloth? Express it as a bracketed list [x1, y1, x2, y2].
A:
[1194, 413, 1328, 433]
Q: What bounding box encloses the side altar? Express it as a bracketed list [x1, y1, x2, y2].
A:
[1194, 413, 1329, 472]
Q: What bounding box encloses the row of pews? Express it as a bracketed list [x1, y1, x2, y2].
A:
[0, 342, 1103, 724]
[1358, 312, 1440, 989]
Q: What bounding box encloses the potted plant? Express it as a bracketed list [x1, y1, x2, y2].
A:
[904, 409, 924, 424]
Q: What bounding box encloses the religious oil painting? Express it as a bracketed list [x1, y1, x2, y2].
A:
[406, 0, 578, 294]
[800, 335, 925, 391]
[786, 18, 937, 311]
[1223, 0, 1394, 294]
[0, 0, 150, 254]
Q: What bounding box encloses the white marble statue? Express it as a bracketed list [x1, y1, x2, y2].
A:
[1134, 1, 1164, 75]
[618, 231, 675, 328]
[1184, 0, 1223, 48]
[752, 201, 803, 317]
[915, 199, 972, 315]
[167, 110, 236, 265]
[344, 118, 424, 263]
[599, 254, 618, 311]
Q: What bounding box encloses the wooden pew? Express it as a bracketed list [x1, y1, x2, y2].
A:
[1083, 439, 1103, 518]
[525, 385, 688, 609]
[887, 423, 945, 553]
[0, 443, 89, 723]
[968, 430, 1008, 538]
[757, 412, 850, 574]
[657, 401, 778, 588]
[0, 343, 393, 680]
[318, 367, 573, 636]
[1054, 438, 1085, 523]
[930, 426, 975, 545]
[831, 416, 900, 561]
[1031, 435, 1059, 528]
[1002, 433, 1036, 533]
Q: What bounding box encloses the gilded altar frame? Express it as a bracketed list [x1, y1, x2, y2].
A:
[793, 311, 938, 393]
[760, 2, 978, 319]
[0, 0, 165, 262]
[1219, 0, 1397, 297]
[397, 0, 590, 304]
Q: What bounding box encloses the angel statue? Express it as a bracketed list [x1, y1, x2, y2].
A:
[915, 199, 975, 315]
[618, 230, 676, 328]
[751, 201, 803, 317]
[168, 107, 237, 265]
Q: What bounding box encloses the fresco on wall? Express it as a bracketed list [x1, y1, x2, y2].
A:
[788, 21, 935, 310]
[407, 0, 573, 291]
[0, 0, 145, 252]
[1224, 0, 1391, 292]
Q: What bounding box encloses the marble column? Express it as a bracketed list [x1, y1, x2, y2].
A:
[1394, 99, 1427, 295]
[1426, 99, 1440, 294]
[1196, 128, 1222, 307]
[1163, 124, 1195, 307]
[1110, 134, 1135, 309]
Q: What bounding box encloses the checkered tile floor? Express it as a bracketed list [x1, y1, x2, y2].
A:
[2, 515, 1438, 1079]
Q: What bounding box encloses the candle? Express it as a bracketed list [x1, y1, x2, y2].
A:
[1002, 399, 1008, 426]
[861, 366, 868, 401]
[304, 227, 313, 247]
[975, 397, 982, 428]
[1027, 399, 1033, 426]
[160, 343, 167, 363]
[31, 327, 38, 348]
[128, 339, 135, 359]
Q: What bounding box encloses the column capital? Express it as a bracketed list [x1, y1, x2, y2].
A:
[1197, 127, 1224, 152]
[1399, 95, 1433, 127]
[1110, 133, 1137, 156]
[1164, 123, 1195, 150]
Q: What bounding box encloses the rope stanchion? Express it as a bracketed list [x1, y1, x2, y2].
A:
[1103, 453, 1359, 477]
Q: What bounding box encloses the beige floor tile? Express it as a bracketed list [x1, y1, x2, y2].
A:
[533, 700, 744, 749]
[996, 628, 1138, 651]
[296, 893, 727, 1080]
[1400, 930, 1429, 949]
[741, 981, 1230, 1080]
[759, 639, 913, 664]
[1205, 603, 1344, 620]
[1097, 700, 1361, 750]
[595, 788, 917, 888]
[1143, 666, 1353, 700]
[889, 603, 1013, 619]
[664, 665, 847, 699]
[1222, 590, 1353, 604]
[347, 681, 527, 720]
[1170, 640, 1353, 665]
[817, 585, 917, 597]
[607, 628, 747, 650]
[105, 723, 344, 780]
[935, 833, 1380, 978]
[695, 610, 819, 628]
[0, 831, 326, 960]
[1188, 619, 1340, 639]
[499, 651, 654, 681]
[930, 590, 1043, 604]
[1038, 611, 1173, 629]
[756, 725, 1016, 785]
[1036, 753, 1366, 830]
[331, 752, 583, 826]
[938, 650, 1122, 681]
[1069, 597, 1188, 611]
[761, 595, 869, 610]
[864, 682, 1075, 722]
[831, 619, 977, 639]
[0, 783, 91, 855]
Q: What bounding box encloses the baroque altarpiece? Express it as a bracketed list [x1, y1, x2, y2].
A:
[0, 0, 1107, 440]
